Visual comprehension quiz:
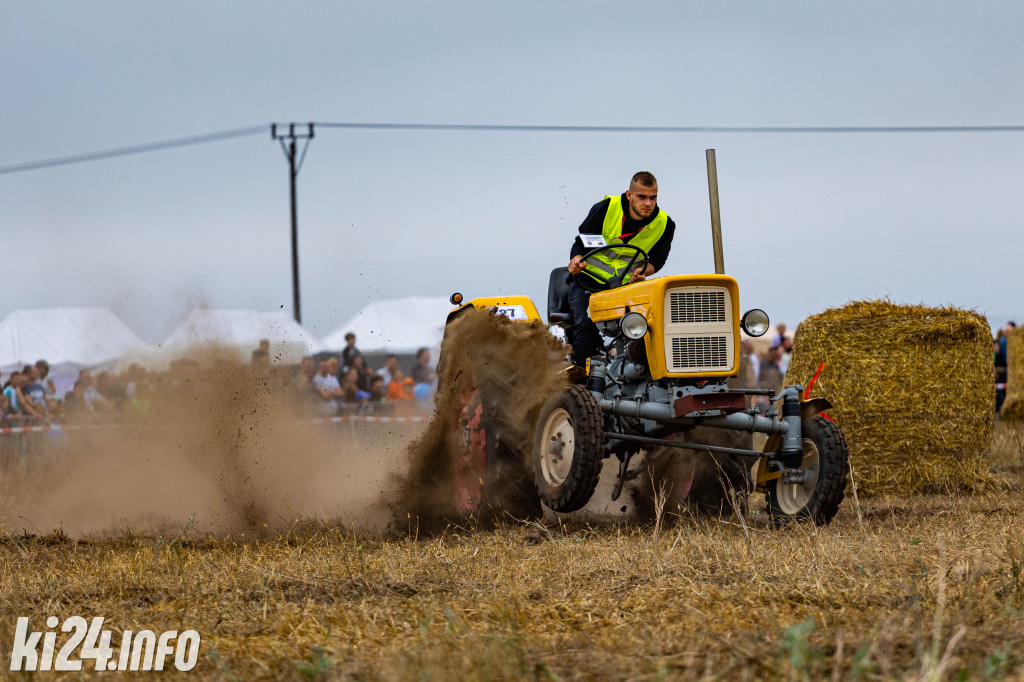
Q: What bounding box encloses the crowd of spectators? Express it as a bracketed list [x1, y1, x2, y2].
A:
[299, 333, 438, 417]
[0, 332, 440, 435]
[1, 362, 156, 430]
[1, 360, 63, 428]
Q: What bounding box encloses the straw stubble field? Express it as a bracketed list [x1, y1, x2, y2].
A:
[1, 422, 1023, 681]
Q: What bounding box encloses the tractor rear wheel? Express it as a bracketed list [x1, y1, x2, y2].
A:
[454, 389, 488, 513]
[533, 385, 604, 513]
[455, 384, 542, 520]
[766, 415, 849, 526]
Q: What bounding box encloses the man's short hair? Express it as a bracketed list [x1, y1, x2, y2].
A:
[631, 171, 657, 188]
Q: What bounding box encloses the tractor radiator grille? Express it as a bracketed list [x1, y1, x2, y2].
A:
[670, 336, 730, 370]
[669, 291, 726, 324]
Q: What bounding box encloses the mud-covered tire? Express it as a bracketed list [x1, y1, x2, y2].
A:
[453, 391, 488, 513]
[767, 415, 850, 526]
[479, 363, 547, 520]
[456, 387, 543, 520]
[533, 385, 605, 513]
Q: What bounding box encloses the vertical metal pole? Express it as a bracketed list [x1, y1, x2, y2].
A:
[706, 149, 725, 275]
[289, 139, 301, 324]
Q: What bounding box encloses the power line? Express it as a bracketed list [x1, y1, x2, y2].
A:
[2, 121, 1024, 177]
[316, 122, 1024, 134]
[0, 125, 268, 176]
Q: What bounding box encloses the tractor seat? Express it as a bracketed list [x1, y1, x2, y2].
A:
[547, 267, 573, 326]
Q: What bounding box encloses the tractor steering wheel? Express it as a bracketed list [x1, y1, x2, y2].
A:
[574, 243, 650, 293]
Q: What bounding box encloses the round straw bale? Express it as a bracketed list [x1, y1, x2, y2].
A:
[783, 300, 995, 495]
[1000, 327, 1024, 421]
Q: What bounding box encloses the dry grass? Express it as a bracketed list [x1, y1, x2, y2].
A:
[1, 424, 1022, 681]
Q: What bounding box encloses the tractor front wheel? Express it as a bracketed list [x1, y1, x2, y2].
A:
[532, 385, 604, 513]
[766, 415, 850, 526]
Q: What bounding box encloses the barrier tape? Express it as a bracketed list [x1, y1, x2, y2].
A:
[0, 415, 428, 435]
[314, 416, 427, 424]
[0, 424, 101, 435]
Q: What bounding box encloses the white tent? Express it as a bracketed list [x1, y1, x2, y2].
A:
[0, 307, 154, 395]
[322, 296, 455, 353]
[161, 309, 324, 363]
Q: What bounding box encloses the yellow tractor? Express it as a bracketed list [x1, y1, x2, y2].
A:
[438, 154, 850, 525]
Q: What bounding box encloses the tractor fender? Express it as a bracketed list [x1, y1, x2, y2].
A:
[801, 397, 833, 421]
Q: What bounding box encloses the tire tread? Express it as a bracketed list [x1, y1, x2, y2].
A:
[534, 385, 604, 513]
[767, 415, 850, 526]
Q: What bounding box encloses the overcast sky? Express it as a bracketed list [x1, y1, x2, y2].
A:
[2, 1, 1022, 344]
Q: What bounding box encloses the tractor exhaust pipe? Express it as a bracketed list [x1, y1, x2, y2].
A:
[706, 149, 725, 275]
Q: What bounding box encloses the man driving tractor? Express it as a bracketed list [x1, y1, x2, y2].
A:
[442, 158, 849, 525]
[565, 171, 677, 367]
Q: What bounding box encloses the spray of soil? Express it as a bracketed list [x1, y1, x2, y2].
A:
[0, 346, 414, 538]
[390, 307, 568, 531]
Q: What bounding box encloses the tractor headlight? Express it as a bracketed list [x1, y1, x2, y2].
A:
[741, 309, 770, 337]
[620, 312, 648, 339]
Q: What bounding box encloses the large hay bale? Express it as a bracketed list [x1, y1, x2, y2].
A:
[784, 300, 995, 495]
[1000, 327, 1024, 421]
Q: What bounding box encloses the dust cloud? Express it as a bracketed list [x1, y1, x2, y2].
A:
[0, 346, 418, 538]
[0, 309, 569, 540]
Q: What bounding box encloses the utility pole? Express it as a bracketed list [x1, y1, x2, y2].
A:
[271, 123, 314, 324]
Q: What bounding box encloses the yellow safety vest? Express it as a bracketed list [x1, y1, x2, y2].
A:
[580, 195, 668, 288]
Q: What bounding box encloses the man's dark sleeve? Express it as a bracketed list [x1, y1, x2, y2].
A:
[647, 216, 675, 272]
[569, 198, 612, 259]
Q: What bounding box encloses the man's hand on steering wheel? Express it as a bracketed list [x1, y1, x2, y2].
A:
[631, 263, 654, 282]
[568, 254, 587, 275]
